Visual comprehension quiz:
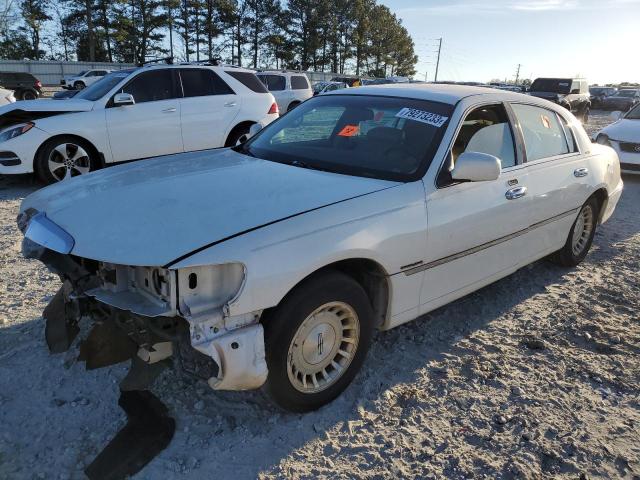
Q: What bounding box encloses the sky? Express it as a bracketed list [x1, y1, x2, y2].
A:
[379, 0, 640, 84]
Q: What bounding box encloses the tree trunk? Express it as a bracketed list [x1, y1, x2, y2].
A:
[85, 0, 95, 61]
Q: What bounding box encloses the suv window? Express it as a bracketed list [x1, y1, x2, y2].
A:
[120, 70, 177, 103]
[511, 104, 570, 161]
[225, 71, 268, 93]
[180, 69, 234, 97]
[257, 74, 286, 91]
[291, 75, 310, 90]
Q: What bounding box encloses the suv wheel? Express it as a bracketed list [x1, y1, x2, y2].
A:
[225, 125, 251, 147]
[35, 136, 98, 184]
[263, 271, 374, 412]
[74, 81, 85, 90]
[21, 89, 37, 100]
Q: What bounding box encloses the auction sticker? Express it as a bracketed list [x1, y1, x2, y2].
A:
[338, 125, 360, 137]
[395, 108, 448, 127]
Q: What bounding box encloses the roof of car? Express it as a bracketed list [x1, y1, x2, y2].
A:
[329, 83, 531, 105]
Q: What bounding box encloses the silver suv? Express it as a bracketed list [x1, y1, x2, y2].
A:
[257, 71, 313, 112]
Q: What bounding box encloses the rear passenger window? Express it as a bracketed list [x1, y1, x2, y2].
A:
[225, 71, 268, 93]
[291, 76, 309, 90]
[511, 104, 570, 161]
[258, 74, 286, 91]
[180, 69, 234, 97]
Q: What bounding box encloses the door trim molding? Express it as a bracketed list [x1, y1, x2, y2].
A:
[400, 207, 579, 276]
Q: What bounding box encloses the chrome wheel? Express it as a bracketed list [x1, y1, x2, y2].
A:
[571, 204, 594, 256]
[48, 143, 91, 181]
[287, 301, 360, 394]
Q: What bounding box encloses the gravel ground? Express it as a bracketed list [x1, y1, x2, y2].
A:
[0, 112, 638, 479]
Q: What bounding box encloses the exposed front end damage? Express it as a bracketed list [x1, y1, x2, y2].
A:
[21, 227, 268, 393]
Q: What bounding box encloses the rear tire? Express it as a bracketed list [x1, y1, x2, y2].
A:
[287, 101, 300, 112]
[550, 196, 600, 267]
[34, 136, 99, 185]
[263, 271, 374, 412]
[74, 81, 85, 90]
[225, 124, 251, 147]
[21, 89, 37, 100]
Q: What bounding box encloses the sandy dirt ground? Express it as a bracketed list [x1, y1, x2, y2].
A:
[0, 111, 639, 479]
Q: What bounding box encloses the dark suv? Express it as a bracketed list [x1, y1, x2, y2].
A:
[0, 72, 43, 100]
[528, 77, 590, 121]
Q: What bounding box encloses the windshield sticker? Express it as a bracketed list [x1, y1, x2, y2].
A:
[338, 125, 360, 137]
[395, 108, 448, 127]
[541, 114, 551, 129]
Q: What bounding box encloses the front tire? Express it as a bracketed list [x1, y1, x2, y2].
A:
[551, 197, 600, 267]
[74, 81, 85, 90]
[34, 136, 98, 184]
[263, 271, 374, 412]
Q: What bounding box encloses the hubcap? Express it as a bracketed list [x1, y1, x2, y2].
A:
[571, 205, 594, 256]
[235, 134, 248, 146]
[287, 302, 360, 394]
[48, 143, 91, 181]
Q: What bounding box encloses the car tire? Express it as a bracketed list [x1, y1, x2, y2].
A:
[225, 124, 251, 147]
[34, 136, 99, 184]
[550, 196, 600, 267]
[21, 89, 37, 100]
[74, 81, 85, 90]
[263, 270, 375, 413]
[287, 101, 300, 112]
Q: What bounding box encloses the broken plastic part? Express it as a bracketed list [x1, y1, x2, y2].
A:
[120, 356, 171, 391]
[84, 390, 175, 480]
[44, 287, 79, 354]
[78, 321, 138, 370]
[137, 342, 173, 364]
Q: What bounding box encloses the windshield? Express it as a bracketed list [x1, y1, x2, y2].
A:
[625, 104, 640, 120]
[530, 79, 571, 94]
[74, 70, 135, 101]
[238, 94, 454, 182]
[616, 90, 637, 98]
[77, 70, 87, 76]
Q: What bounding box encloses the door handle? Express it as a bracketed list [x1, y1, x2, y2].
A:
[224, 102, 237, 107]
[505, 186, 527, 200]
[574, 167, 589, 177]
[162, 107, 177, 113]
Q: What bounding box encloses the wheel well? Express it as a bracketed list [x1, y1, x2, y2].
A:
[590, 188, 608, 223]
[225, 121, 255, 147]
[35, 134, 103, 169]
[264, 259, 390, 328]
[288, 101, 300, 110]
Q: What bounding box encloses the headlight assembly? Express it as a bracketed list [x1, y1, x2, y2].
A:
[177, 263, 246, 318]
[0, 122, 34, 143]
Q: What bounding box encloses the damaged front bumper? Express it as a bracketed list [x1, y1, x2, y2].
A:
[22, 234, 268, 392]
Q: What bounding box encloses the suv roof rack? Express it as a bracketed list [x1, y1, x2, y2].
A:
[138, 56, 174, 67]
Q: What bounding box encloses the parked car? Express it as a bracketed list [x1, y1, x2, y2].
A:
[0, 64, 279, 183]
[589, 86, 617, 108]
[331, 76, 364, 87]
[528, 77, 590, 121]
[313, 81, 348, 96]
[17, 84, 622, 413]
[256, 71, 313, 112]
[0, 86, 15, 105]
[61, 69, 111, 90]
[0, 72, 42, 100]
[599, 89, 640, 112]
[594, 104, 640, 174]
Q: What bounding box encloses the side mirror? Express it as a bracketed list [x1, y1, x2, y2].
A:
[113, 93, 135, 106]
[247, 123, 263, 140]
[451, 152, 501, 182]
[609, 111, 622, 121]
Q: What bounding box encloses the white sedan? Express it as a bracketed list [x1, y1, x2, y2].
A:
[595, 104, 640, 174]
[0, 87, 15, 106]
[18, 84, 622, 412]
[0, 64, 278, 183]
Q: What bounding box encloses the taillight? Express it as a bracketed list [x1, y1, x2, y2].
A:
[35, 80, 42, 88]
[268, 102, 279, 115]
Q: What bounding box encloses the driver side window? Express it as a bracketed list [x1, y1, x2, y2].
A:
[438, 103, 516, 187]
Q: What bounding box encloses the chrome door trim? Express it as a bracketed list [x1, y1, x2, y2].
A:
[400, 207, 579, 276]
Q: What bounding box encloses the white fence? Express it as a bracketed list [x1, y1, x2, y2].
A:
[0, 60, 135, 86]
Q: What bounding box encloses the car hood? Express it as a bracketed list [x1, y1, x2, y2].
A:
[0, 99, 94, 128]
[21, 149, 398, 267]
[602, 119, 640, 142]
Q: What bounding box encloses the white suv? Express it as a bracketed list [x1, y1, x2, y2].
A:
[61, 69, 111, 90]
[256, 71, 313, 112]
[0, 64, 279, 184]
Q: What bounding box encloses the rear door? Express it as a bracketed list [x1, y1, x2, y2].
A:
[178, 68, 239, 150]
[508, 102, 590, 258]
[105, 69, 183, 161]
[420, 102, 532, 309]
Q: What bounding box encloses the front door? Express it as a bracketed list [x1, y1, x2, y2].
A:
[106, 69, 183, 162]
[419, 103, 532, 311]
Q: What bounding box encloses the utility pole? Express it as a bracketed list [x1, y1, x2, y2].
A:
[515, 63, 521, 85]
[434, 38, 442, 82]
[425, 71, 428, 82]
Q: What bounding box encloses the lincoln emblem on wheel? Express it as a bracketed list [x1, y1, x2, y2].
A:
[17, 83, 622, 413]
